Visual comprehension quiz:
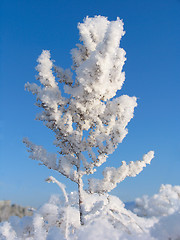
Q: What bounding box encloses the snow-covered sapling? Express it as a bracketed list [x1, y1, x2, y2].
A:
[23, 16, 154, 225]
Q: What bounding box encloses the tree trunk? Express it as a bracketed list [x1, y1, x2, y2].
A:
[78, 177, 84, 225]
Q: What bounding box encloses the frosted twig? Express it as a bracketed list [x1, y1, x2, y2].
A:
[46, 176, 69, 240]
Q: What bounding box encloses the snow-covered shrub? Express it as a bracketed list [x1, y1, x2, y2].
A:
[133, 184, 180, 217]
[23, 15, 154, 225]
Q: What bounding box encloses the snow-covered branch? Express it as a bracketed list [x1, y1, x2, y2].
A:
[23, 138, 57, 170]
[88, 151, 154, 193]
[46, 176, 68, 203]
[23, 138, 78, 183]
[36, 50, 57, 88]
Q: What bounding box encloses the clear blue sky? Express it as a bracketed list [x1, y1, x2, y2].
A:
[1, 0, 180, 207]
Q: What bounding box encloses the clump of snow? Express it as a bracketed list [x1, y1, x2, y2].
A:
[36, 50, 57, 88]
[133, 184, 180, 217]
[77, 219, 120, 240]
[77, 218, 156, 240]
[46, 227, 66, 240]
[151, 211, 180, 240]
[0, 222, 17, 240]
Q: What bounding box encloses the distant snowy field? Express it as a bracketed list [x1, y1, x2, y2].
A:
[1, 184, 180, 240]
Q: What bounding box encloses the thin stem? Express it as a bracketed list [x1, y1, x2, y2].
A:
[46, 176, 69, 239]
[78, 176, 84, 225]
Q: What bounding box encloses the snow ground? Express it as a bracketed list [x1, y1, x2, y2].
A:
[0, 184, 180, 240]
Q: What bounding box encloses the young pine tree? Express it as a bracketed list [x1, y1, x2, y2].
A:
[23, 16, 154, 225]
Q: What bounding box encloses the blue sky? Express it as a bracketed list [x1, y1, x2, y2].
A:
[1, 0, 180, 207]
